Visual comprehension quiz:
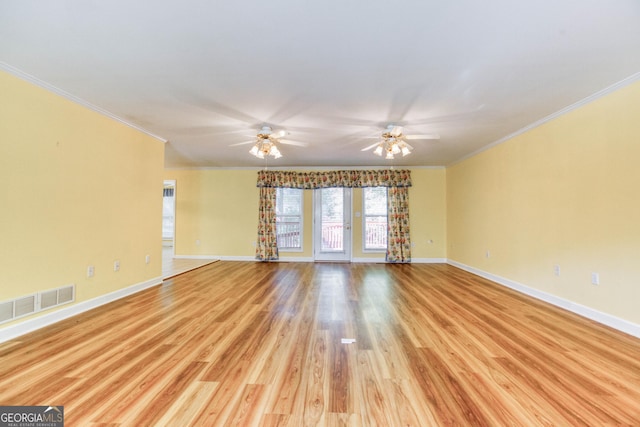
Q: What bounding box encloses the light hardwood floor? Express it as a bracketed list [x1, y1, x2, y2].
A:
[162, 246, 217, 279]
[1, 262, 639, 426]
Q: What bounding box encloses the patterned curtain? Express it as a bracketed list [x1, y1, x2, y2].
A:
[256, 169, 412, 263]
[257, 169, 411, 188]
[255, 187, 279, 261]
[386, 186, 411, 263]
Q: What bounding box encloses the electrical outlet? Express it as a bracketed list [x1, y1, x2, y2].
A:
[114, 260, 120, 272]
[87, 265, 95, 278]
[591, 272, 599, 285]
[145, 254, 150, 264]
[486, 250, 491, 258]
[554, 265, 560, 276]
[196, 239, 201, 246]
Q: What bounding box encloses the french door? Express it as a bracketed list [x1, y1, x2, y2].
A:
[313, 188, 351, 261]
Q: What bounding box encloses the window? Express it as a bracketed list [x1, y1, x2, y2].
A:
[276, 188, 303, 250]
[363, 187, 387, 251]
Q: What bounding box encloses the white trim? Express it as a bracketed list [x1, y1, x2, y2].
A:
[216, 255, 256, 261]
[173, 255, 219, 260]
[362, 187, 388, 253]
[0, 276, 163, 343]
[174, 255, 258, 262]
[449, 71, 640, 166]
[276, 187, 304, 252]
[313, 188, 353, 262]
[412, 258, 448, 263]
[0, 62, 167, 143]
[278, 256, 314, 262]
[447, 260, 640, 339]
[164, 165, 446, 171]
[352, 257, 386, 263]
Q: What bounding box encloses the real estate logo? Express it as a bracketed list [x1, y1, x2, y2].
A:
[0, 406, 64, 427]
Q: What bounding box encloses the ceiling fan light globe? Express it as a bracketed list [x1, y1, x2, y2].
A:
[401, 146, 411, 156]
[391, 144, 401, 155]
[385, 151, 394, 160]
[249, 145, 259, 156]
[373, 146, 383, 156]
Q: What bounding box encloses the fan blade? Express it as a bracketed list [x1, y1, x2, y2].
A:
[405, 134, 440, 140]
[361, 142, 382, 151]
[279, 139, 308, 147]
[229, 140, 256, 147]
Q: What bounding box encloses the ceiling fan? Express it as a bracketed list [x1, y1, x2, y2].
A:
[361, 124, 440, 159]
[230, 125, 307, 159]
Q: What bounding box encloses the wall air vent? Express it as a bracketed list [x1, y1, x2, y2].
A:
[0, 285, 75, 326]
[0, 301, 13, 323]
[14, 295, 36, 317]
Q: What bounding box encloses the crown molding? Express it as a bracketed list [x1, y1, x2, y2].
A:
[449, 71, 640, 167]
[164, 165, 446, 171]
[0, 62, 167, 143]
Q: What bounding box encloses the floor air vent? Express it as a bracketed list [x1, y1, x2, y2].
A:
[0, 285, 75, 325]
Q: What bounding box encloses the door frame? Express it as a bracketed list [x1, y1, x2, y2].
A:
[162, 180, 176, 256]
[313, 187, 352, 262]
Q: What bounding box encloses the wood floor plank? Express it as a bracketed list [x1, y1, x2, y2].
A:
[1, 261, 639, 425]
[155, 381, 220, 427]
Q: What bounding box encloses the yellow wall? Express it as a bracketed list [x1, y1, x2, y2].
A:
[409, 168, 447, 260]
[164, 168, 447, 260]
[164, 169, 259, 257]
[0, 71, 165, 324]
[447, 80, 640, 324]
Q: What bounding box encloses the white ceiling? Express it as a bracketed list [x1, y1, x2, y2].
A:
[2, 0, 639, 168]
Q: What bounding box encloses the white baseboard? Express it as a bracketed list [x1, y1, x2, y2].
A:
[0, 276, 163, 343]
[352, 257, 386, 263]
[447, 260, 640, 339]
[217, 255, 257, 261]
[278, 256, 315, 262]
[412, 258, 448, 264]
[173, 255, 219, 260]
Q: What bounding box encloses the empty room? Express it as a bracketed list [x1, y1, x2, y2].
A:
[1, 1, 640, 425]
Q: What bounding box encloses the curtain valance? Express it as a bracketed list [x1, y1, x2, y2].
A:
[256, 169, 412, 189]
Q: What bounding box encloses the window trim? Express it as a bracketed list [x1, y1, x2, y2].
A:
[362, 187, 387, 253]
[275, 188, 304, 252]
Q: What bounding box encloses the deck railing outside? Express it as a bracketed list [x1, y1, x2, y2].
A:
[365, 220, 387, 250]
[276, 221, 301, 249]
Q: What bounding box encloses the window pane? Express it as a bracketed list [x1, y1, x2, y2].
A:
[276, 188, 302, 215]
[276, 188, 302, 249]
[365, 216, 387, 249]
[363, 187, 387, 251]
[364, 187, 387, 215]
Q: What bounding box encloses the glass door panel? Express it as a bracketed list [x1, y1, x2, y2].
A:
[314, 188, 351, 261]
